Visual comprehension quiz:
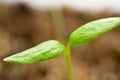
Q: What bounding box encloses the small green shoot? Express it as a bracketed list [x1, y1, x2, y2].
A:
[3, 17, 120, 80]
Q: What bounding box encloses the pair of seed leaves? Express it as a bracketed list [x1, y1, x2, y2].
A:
[4, 17, 120, 64]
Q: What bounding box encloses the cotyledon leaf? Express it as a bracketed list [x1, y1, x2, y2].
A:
[68, 17, 120, 47]
[4, 40, 65, 64]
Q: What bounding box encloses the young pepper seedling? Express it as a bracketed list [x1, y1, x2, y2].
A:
[4, 17, 120, 80]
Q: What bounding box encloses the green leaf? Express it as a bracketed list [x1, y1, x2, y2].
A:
[68, 17, 120, 47]
[4, 40, 65, 64]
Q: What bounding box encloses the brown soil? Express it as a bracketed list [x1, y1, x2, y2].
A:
[0, 3, 120, 80]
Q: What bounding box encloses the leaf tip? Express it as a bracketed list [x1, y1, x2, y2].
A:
[3, 57, 10, 62]
[3, 56, 18, 64]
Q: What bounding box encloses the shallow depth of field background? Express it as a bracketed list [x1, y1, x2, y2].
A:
[0, 0, 120, 80]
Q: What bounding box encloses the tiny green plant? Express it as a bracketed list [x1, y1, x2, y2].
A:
[3, 17, 120, 80]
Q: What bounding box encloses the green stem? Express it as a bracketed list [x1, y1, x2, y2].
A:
[64, 44, 73, 80]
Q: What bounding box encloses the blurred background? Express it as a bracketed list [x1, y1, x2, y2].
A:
[0, 0, 120, 80]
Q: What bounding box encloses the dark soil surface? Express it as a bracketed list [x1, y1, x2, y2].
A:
[0, 3, 120, 80]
